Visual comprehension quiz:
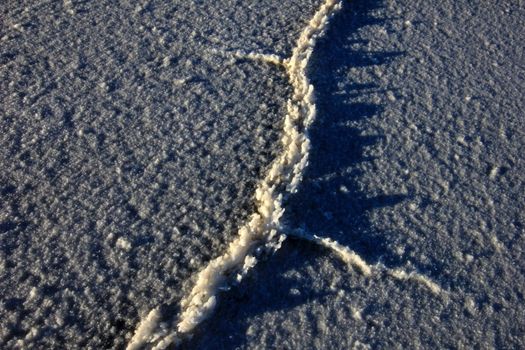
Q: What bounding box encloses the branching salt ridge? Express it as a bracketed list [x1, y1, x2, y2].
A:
[128, 1, 344, 348]
[128, 0, 443, 348]
[287, 228, 444, 296]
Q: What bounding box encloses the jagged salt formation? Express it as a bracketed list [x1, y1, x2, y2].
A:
[173, 0, 345, 340]
[128, 0, 444, 348]
[127, 1, 345, 348]
[288, 228, 444, 295]
[289, 229, 373, 275]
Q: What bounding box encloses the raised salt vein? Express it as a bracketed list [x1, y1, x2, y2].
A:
[127, 1, 444, 348]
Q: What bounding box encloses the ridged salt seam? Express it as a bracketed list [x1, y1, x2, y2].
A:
[173, 0, 346, 342]
[127, 1, 345, 348]
[128, 0, 443, 348]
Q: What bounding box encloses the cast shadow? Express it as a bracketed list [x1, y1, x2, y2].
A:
[285, 5, 406, 263]
[182, 0, 406, 348]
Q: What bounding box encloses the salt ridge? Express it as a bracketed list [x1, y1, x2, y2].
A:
[127, 0, 443, 348]
[128, 1, 344, 348]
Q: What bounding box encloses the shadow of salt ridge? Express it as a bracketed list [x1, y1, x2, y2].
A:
[286, 2, 405, 265]
[182, 1, 406, 348]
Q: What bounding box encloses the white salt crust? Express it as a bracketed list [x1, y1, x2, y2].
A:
[127, 1, 443, 348]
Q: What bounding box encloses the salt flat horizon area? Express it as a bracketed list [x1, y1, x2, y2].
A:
[1, 0, 524, 348]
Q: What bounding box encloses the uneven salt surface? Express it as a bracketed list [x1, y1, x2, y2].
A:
[127, 1, 355, 348]
[186, 0, 525, 349]
[130, 0, 444, 348]
[1, 0, 524, 349]
[0, 0, 321, 348]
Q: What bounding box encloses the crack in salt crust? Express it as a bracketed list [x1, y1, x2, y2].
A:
[128, 1, 444, 348]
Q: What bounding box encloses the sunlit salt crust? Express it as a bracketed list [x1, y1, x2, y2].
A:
[128, 1, 443, 348]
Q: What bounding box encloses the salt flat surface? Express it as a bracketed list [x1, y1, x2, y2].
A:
[0, 0, 320, 347]
[188, 0, 525, 348]
[1, 0, 524, 349]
